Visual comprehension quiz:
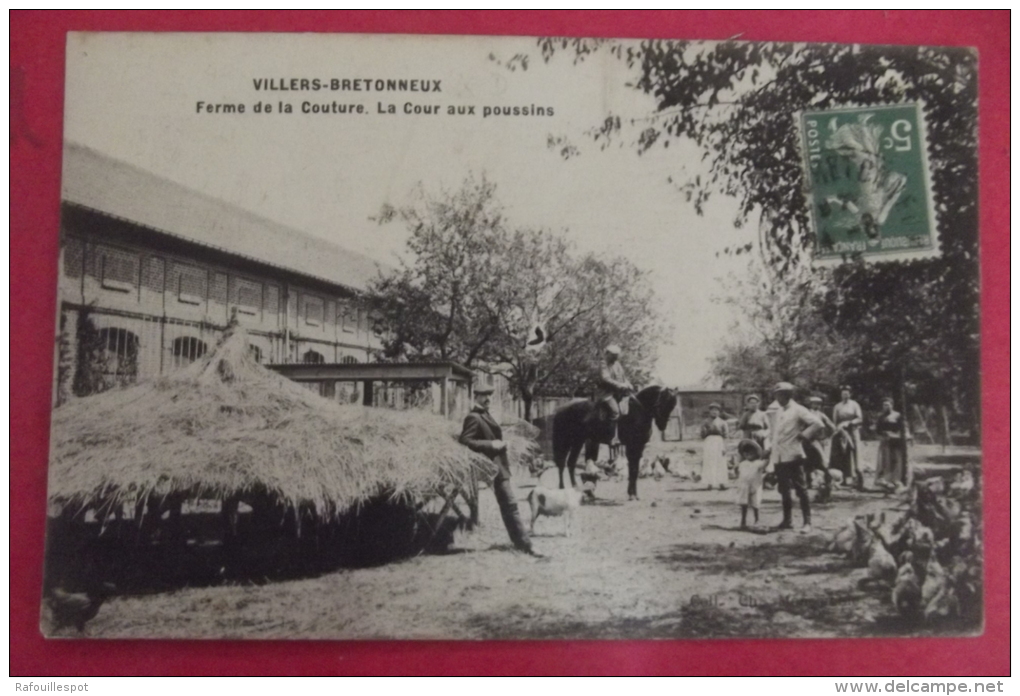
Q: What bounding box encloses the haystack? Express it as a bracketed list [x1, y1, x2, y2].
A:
[48, 325, 535, 517]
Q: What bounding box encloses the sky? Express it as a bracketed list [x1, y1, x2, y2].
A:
[64, 33, 756, 387]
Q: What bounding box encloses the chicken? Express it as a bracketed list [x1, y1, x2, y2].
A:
[953, 513, 976, 554]
[850, 518, 875, 566]
[921, 556, 959, 621]
[892, 552, 922, 619]
[579, 471, 600, 500]
[866, 536, 897, 585]
[921, 556, 948, 608]
[46, 583, 116, 633]
[949, 470, 975, 495]
[828, 517, 858, 555]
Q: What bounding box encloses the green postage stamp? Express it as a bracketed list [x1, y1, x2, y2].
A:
[799, 103, 939, 263]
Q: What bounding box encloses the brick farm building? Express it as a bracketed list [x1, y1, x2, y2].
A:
[55, 143, 387, 404]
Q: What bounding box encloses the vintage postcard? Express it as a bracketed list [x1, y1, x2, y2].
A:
[44, 33, 981, 640]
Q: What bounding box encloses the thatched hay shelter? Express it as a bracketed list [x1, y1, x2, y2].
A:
[48, 325, 535, 518]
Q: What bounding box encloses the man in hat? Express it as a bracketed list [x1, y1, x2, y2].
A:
[595, 344, 633, 445]
[768, 382, 824, 532]
[738, 393, 770, 449]
[460, 382, 537, 556]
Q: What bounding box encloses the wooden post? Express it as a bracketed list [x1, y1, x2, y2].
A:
[941, 404, 952, 452]
[440, 377, 449, 417]
[321, 380, 336, 400]
[468, 468, 479, 526]
[901, 365, 911, 487]
[362, 380, 373, 406]
[282, 285, 290, 362]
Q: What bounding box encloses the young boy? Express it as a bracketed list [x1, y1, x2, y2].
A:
[735, 439, 768, 529]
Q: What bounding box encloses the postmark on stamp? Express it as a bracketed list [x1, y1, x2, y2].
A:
[799, 103, 939, 263]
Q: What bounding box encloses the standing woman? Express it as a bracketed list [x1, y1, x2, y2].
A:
[875, 396, 910, 490]
[700, 403, 730, 489]
[738, 394, 770, 450]
[831, 386, 864, 489]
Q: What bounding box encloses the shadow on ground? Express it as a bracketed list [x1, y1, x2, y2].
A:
[651, 539, 824, 575]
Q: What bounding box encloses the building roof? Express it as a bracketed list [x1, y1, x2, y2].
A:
[61, 142, 388, 293]
[268, 360, 475, 383]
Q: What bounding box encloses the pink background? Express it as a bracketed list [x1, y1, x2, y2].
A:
[10, 11, 1009, 675]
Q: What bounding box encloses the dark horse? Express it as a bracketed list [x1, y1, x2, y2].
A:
[551, 385, 678, 500]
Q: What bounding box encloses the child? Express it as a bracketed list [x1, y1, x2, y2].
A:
[735, 439, 768, 529]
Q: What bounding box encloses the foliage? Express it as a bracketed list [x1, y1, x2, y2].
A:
[485, 249, 668, 418]
[527, 38, 979, 427]
[71, 307, 109, 398]
[369, 176, 669, 418]
[711, 259, 860, 397]
[369, 175, 508, 366]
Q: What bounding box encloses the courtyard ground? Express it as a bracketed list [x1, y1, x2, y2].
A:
[79, 440, 981, 640]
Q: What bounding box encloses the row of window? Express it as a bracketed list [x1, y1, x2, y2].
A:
[300, 351, 359, 365]
[94, 327, 358, 381]
[97, 328, 208, 377]
[89, 244, 365, 329]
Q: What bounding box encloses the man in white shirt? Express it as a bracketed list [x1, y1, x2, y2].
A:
[767, 382, 824, 532]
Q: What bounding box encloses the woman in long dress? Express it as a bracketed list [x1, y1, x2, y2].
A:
[830, 386, 864, 489]
[700, 403, 729, 489]
[875, 397, 909, 490]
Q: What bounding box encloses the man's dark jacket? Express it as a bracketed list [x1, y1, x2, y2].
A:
[460, 406, 511, 479]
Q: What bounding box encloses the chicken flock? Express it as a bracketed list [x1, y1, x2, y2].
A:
[829, 470, 981, 624]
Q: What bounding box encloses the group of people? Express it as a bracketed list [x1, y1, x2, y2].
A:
[703, 382, 911, 532]
[460, 340, 912, 552]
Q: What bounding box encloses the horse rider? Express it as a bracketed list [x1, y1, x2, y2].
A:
[596, 344, 634, 444]
[459, 382, 538, 556]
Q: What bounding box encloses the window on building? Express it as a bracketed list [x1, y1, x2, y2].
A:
[339, 303, 356, 333]
[304, 296, 323, 327]
[171, 336, 207, 368]
[248, 345, 263, 364]
[340, 355, 358, 365]
[302, 349, 325, 364]
[99, 247, 139, 292]
[264, 285, 280, 315]
[98, 327, 139, 383]
[234, 279, 262, 316]
[176, 265, 207, 306]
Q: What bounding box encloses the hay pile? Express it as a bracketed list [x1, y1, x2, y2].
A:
[49, 326, 536, 517]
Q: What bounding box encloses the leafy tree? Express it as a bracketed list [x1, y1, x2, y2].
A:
[711, 259, 860, 398]
[70, 307, 110, 398]
[369, 176, 669, 420]
[484, 247, 668, 419]
[524, 39, 979, 430]
[369, 175, 510, 367]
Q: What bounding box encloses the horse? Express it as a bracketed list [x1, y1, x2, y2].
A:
[550, 385, 678, 500]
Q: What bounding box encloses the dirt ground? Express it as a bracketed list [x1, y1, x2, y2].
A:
[81, 440, 980, 640]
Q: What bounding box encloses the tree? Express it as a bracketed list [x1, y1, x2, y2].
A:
[524, 39, 979, 430]
[710, 258, 860, 398]
[369, 176, 670, 420]
[485, 247, 668, 419]
[369, 175, 510, 367]
[70, 307, 111, 398]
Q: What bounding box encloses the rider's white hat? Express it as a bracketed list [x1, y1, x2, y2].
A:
[605, 344, 622, 355]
